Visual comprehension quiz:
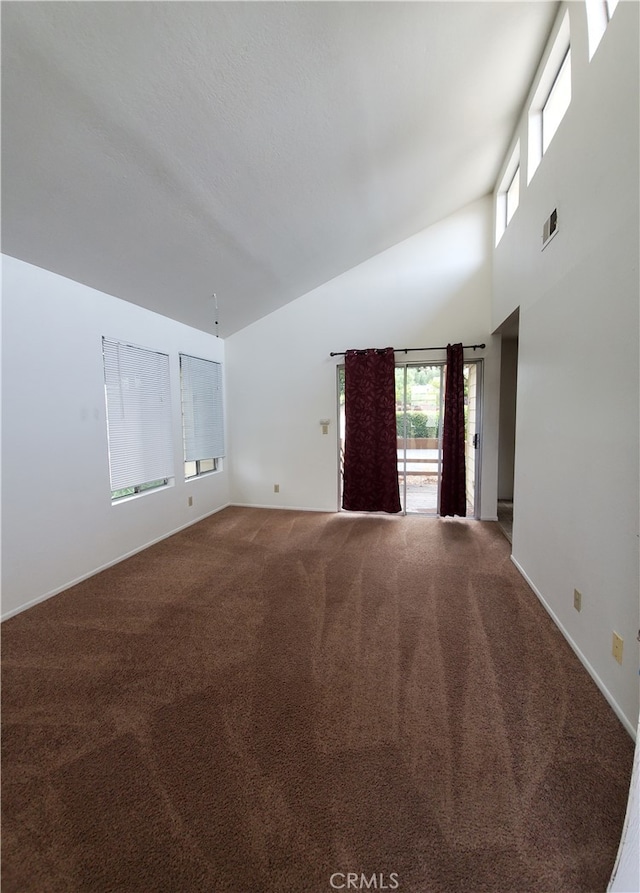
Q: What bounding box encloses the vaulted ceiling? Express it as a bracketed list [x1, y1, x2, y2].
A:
[2, 1, 558, 336]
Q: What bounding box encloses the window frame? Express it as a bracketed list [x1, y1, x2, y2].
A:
[111, 479, 171, 501]
[185, 458, 219, 480]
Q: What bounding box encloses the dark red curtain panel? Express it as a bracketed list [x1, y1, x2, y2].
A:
[440, 343, 467, 517]
[342, 348, 401, 514]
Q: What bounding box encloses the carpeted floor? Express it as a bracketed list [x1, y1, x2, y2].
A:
[1, 507, 634, 892]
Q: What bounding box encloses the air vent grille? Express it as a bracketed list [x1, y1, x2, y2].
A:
[542, 208, 558, 248]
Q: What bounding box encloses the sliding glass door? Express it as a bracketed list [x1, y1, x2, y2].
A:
[395, 364, 443, 514]
[338, 360, 481, 516]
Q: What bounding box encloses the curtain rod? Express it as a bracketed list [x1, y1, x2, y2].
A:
[329, 343, 486, 358]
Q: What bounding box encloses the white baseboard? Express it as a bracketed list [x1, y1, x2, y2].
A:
[511, 555, 636, 740]
[1, 503, 232, 622]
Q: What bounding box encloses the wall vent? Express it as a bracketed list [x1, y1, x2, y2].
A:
[542, 208, 558, 249]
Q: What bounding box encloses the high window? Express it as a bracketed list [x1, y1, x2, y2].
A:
[495, 143, 520, 245]
[506, 166, 520, 225]
[586, 0, 619, 59]
[528, 11, 571, 182]
[180, 354, 225, 479]
[103, 339, 174, 501]
[542, 49, 572, 154]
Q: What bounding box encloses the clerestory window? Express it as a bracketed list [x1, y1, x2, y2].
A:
[495, 144, 520, 245]
[528, 11, 571, 182]
[542, 49, 572, 154]
[586, 0, 619, 60]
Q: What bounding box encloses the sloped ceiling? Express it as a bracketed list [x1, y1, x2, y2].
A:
[1, 1, 558, 336]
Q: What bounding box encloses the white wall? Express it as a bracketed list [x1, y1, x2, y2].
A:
[1, 255, 229, 619]
[226, 197, 499, 520]
[493, 1, 639, 731]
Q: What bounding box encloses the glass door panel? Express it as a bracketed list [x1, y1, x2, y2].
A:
[395, 366, 407, 513]
[397, 365, 443, 515]
[464, 363, 478, 517]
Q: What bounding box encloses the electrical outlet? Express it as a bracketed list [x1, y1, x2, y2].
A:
[573, 589, 582, 612]
[274, 484, 280, 493]
[188, 496, 193, 507]
[612, 632, 624, 664]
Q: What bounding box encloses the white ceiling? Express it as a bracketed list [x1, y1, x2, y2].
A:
[2, 1, 558, 336]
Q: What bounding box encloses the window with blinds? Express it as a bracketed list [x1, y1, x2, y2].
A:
[179, 354, 225, 479]
[102, 338, 174, 500]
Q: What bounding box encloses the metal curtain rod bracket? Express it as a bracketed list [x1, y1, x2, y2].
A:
[329, 343, 486, 358]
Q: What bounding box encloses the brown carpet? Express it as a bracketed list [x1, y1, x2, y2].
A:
[1, 507, 634, 893]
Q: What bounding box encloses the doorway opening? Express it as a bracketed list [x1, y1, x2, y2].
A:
[338, 360, 482, 516]
[496, 309, 520, 542]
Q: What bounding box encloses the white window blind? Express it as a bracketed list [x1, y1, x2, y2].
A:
[103, 338, 174, 492]
[180, 354, 225, 462]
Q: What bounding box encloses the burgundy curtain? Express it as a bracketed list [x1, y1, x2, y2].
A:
[342, 348, 401, 514]
[440, 343, 467, 517]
